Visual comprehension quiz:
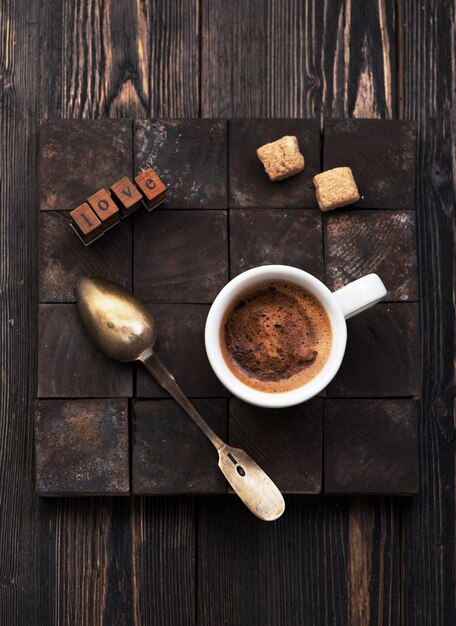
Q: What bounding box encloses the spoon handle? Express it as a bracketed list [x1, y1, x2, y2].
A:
[141, 350, 285, 521]
[140, 351, 225, 451]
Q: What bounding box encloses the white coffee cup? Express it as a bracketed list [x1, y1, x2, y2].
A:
[204, 265, 387, 408]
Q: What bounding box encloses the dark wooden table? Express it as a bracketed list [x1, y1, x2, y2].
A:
[1, 2, 454, 624]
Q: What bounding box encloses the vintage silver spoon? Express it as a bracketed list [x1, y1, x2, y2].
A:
[76, 277, 285, 522]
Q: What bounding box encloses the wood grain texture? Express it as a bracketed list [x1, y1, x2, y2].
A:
[325, 400, 419, 494]
[39, 211, 132, 302]
[136, 304, 228, 398]
[323, 119, 416, 208]
[0, 0, 39, 624]
[39, 119, 132, 210]
[37, 304, 132, 398]
[230, 209, 324, 280]
[328, 303, 420, 398]
[132, 399, 227, 494]
[228, 119, 320, 208]
[133, 209, 228, 303]
[325, 210, 418, 301]
[36, 498, 134, 626]
[201, 0, 395, 119]
[134, 119, 227, 208]
[132, 497, 195, 626]
[347, 498, 400, 625]
[197, 495, 349, 626]
[35, 399, 130, 496]
[400, 0, 456, 621]
[41, 0, 200, 119]
[229, 398, 322, 494]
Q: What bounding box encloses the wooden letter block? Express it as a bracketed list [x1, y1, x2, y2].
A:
[132, 399, 228, 495]
[35, 399, 130, 496]
[134, 167, 167, 211]
[229, 398, 323, 494]
[87, 188, 120, 228]
[69, 202, 102, 243]
[110, 175, 143, 217]
[324, 399, 419, 494]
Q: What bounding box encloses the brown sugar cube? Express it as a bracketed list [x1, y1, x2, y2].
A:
[313, 167, 360, 211]
[87, 188, 120, 228]
[256, 135, 305, 182]
[70, 202, 103, 243]
[134, 167, 167, 211]
[110, 176, 143, 217]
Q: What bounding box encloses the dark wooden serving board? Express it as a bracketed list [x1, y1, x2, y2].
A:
[36, 118, 420, 497]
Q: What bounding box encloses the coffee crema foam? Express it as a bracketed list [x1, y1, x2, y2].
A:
[221, 280, 332, 393]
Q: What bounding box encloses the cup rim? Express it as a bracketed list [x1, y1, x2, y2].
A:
[204, 265, 347, 408]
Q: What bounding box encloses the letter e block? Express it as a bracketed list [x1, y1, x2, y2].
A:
[134, 167, 167, 211]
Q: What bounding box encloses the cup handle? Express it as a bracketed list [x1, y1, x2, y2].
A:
[332, 274, 387, 320]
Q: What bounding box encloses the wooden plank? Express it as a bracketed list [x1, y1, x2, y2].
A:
[133, 209, 228, 303]
[33, 1, 201, 624]
[230, 209, 324, 281]
[39, 211, 132, 303]
[400, 0, 456, 620]
[42, 0, 200, 119]
[325, 210, 418, 301]
[324, 400, 419, 494]
[328, 303, 420, 398]
[134, 119, 227, 208]
[136, 304, 228, 398]
[228, 119, 320, 208]
[37, 304, 132, 398]
[197, 495, 349, 626]
[132, 399, 227, 495]
[347, 498, 401, 625]
[229, 398, 322, 494]
[323, 120, 416, 208]
[36, 498, 134, 625]
[0, 0, 39, 624]
[132, 497, 195, 625]
[39, 119, 133, 210]
[201, 0, 395, 119]
[35, 399, 129, 496]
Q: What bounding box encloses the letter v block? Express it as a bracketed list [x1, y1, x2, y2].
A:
[110, 176, 143, 217]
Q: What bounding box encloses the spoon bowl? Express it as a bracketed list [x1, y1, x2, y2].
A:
[76, 277, 157, 362]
